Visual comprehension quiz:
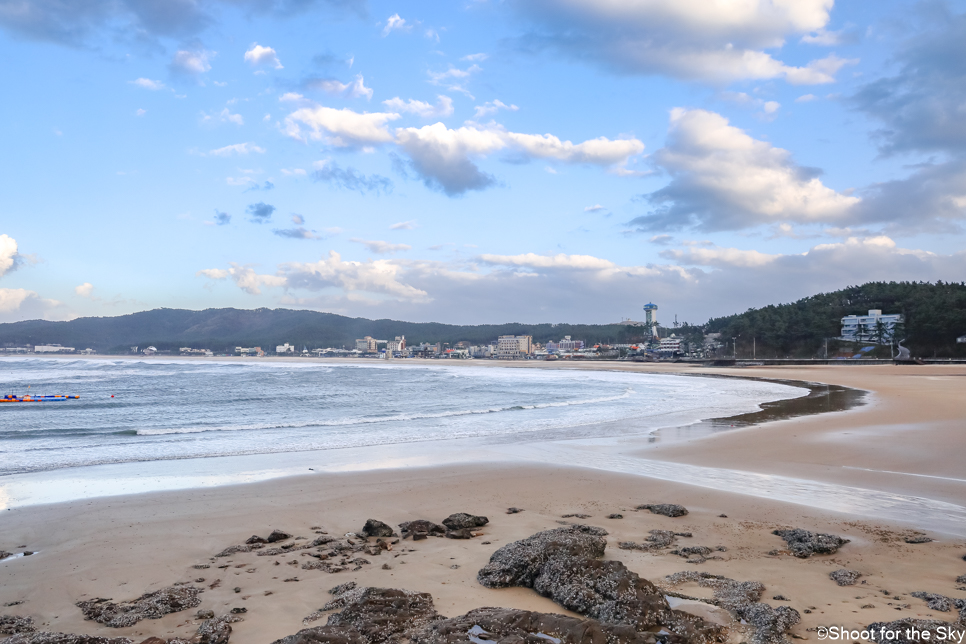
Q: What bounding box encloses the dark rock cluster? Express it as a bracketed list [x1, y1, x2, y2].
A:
[476, 525, 721, 642]
[829, 569, 862, 586]
[909, 591, 966, 617]
[415, 606, 660, 644]
[0, 615, 35, 635]
[619, 529, 690, 551]
[360, 520, 394, 539]
[664, 571, 800, 644]
[771, 528, 849, 558]
[397, 521, 445, 539]
[903, 534, 933, 544]
[867, 618, 961, 644]
[282, 585, 683, 644]
[76, 586, 203, 628]
[637, 504, 689, 517]
[2, 633, 135, 644]
[4, 614, 235, 644]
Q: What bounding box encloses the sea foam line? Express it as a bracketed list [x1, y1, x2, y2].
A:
[134, 388, 634, 436]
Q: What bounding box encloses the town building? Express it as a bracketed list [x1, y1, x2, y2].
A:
[546, 336, 584, 353]
[181, 347, 214, 356]
[34, 344, 75, 353]
[276, 343, 295, 354]
[235, 347, 264, 357]
[840, 310, 904, 343]
[497, 335, 533, 359]
[354, 336, 378, 353]
[658, 335, 682, 354]
[386, 335, 406, 353]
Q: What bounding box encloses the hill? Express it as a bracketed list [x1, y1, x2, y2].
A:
[705, 281, 966, 359]
[0, 308, 647, 354]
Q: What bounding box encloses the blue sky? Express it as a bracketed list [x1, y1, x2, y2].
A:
[1, 0, 965, 325]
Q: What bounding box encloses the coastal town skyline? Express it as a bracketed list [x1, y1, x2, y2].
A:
[2, 0, 966, 325]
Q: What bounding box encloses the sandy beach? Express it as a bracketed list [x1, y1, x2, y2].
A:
[2, 362, 965, 644]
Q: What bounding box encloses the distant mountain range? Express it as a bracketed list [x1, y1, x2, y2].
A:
[0, 308, 646, 354]
[1, 281, 963, 357]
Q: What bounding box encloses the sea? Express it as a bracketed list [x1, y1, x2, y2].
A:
[0, 357, 801, 477]
[3, 358, 966, 534]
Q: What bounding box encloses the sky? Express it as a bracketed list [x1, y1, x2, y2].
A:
[1, 0, 965, 326]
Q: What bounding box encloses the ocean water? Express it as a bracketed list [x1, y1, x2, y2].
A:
[0, 358, 804, 477]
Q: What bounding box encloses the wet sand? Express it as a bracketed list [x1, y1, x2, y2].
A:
[1, 363, 965, 643]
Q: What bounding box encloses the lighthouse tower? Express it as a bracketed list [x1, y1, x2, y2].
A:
[643, 302, 659, 338]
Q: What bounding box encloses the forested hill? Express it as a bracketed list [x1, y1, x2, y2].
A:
[705, 281, 966, 358]
[0, 308, 643, 354]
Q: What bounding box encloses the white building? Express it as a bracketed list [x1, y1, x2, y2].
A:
[276, 343, 295, 354]
[181, 347, 214, 356]
[658, 335, 682, 354]
[547, 336, 584, 353]
[235, 346, 264, 357]
[496, 335, 532, 359]
[840, 310, 904, 343]
[386, 335, 406, 353]
[355, 336, 378, 352]
[34, 344, 75, 353]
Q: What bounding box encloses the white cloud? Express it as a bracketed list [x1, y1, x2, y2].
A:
[283, 105, 400, 146]
[382, 95, 454, 118]
[283, 251, 429, 301]
[783, 54, 858, 85]
[75, 282, 94, 297]
[801, 28, 845, 46]
[382, 13, 411, 36]
[762, 101, 780, 114]
[136, 108, 146, 116]
[130, 78, 165, 90]
[194, 238, 966, 325]
[209, 142, 266, 157]
[660, 244, 781, 268]
[202, 108, 244, 126]
[0, 234, 18, 277]
[473, 99, 519, 119]
[292, 214, 304, 225]
[504, 131, 644, 165]
[281, 168, 307, 176]
[244, 44, 283, 69]
[196, 264, 286, 295]
[584, 204, 605, 212]
[479, 252, 620, 271]
[511, 0, 856, 84]
[461, 53, 488, 62]
[390, 220, 417, 230]
[630, 108, 859, 231]
[428, 64, 481, 84]
[284, 102, 643, 194]
[171, 49, 212, 75]
[0, 287, 64, 322]
[395, 123, 644, 194]
[795, 94, 818, 103]
[310, 75, 374, 100]
[350, 238, 413, 254]
[0, 288, 33, 312]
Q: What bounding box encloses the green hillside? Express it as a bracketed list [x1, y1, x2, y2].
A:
[705, 281, 966, 358]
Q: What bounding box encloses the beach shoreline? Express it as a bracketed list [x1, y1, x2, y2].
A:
[2, 361, 965, 643]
